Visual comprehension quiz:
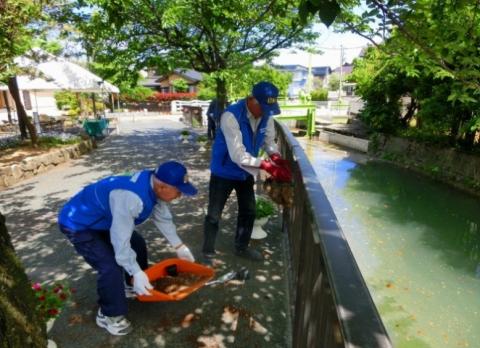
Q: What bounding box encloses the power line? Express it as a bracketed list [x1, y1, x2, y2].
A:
[317, 45, 366, 50]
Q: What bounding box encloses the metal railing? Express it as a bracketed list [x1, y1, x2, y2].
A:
[275, 120, 392, 348]
[170, 100, 210, 114]
[275, 104, 316, 138]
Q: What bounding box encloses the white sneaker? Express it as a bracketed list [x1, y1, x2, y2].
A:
[96, 309, 132, 336]
[124, 283, 137, 299]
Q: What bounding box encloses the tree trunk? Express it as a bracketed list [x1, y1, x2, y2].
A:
[91, 93, 97, 118]
[7, 76, 38, 146]
[2, 91, 13, 123]
[0, 212, 47, 348]
[401, 98, 417, 127]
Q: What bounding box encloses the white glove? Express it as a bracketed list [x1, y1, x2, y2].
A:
[176, 244, 195, 262]
[133, 270, 153, 296]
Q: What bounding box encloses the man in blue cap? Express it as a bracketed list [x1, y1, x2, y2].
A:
[58, 161, 197, 335]
[203, 81, 291, 262]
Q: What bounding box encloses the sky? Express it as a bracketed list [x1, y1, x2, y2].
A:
[272, 24, 371, 69]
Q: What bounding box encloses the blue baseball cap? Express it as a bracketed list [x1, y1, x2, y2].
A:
[252, 81, 281, 116]
[154, 161, 197, 196]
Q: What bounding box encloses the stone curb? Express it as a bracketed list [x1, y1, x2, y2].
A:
[0, 139, 96, 189]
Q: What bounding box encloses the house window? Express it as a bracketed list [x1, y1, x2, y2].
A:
[22, 91, 32, 110]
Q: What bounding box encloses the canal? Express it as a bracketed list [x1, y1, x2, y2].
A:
[300, 140, 480, 348]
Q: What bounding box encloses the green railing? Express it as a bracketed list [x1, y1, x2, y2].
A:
[275, 104, 316, 138]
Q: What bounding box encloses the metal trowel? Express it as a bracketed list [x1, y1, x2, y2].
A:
[205, 267, 250, 286]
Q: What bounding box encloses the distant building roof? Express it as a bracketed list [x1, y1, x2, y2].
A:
[311, 66, 332, 76]
[332, 64, 354, 75]
[142, 78, 162, 87]
[142, 69, 203, 86]
[274, 64, 308, 71]
[274, 64, 332, 77]
[175, 69, 202, 82]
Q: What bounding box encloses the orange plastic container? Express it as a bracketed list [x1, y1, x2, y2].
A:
[137, 258, 215, 302]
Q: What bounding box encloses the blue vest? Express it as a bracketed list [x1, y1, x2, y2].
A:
[58, 170, 157, 232]
[211, 99, 269, 180]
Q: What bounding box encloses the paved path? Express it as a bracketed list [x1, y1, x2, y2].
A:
[0, 116, 291, 348]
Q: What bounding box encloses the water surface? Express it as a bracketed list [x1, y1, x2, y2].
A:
[301, 141, 480, 348]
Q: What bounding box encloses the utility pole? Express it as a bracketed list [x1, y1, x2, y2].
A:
[306, 50, 313, 95]
[338, 45, 344, 101]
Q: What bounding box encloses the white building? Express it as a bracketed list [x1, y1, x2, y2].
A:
[0, 54, 119, 123]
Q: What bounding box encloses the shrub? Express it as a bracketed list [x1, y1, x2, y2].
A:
[152, 92, 197, 102]
[172, 78, 189, 92]
[311, 88, 328, 101]
[255, 197, 275, 219]
[120, 86, 154, 102]
[54, 91, 78, 111]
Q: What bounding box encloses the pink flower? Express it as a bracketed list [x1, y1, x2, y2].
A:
[32, 283, 42, 291]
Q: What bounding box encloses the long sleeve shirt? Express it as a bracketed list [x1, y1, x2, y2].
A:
[108, 177, 181, 276]
[220, 108, 278, 176]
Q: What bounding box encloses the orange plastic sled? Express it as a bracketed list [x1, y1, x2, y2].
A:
[137, 258, 215, 302]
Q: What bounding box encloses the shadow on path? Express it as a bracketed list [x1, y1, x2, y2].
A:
[0, 118, 290, 348]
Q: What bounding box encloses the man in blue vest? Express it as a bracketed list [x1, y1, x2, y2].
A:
[58, 161, 197, 335]
[206, 98, 222, 140]
[202, 81, 291, 262]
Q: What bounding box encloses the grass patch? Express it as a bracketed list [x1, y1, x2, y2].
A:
[0, 135, 81, 151]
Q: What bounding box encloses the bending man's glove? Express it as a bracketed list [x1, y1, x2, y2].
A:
[176, 243, 195, 262]
[133, 270, 153, 296]
[270, 153, 290, 169]
[260, 160, 292, 182]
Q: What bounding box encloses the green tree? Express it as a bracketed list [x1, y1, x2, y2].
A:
[197, 65, 292, 102]
[60, 0, 321, 109]
[0, 0, 42, 145]
[328, 73, 340, 91]
[341, 0, 480, 149]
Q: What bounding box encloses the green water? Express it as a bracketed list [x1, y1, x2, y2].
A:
[302, 143, 480, 348]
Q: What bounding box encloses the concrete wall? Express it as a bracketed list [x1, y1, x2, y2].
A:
[319, 130, 370, 153]
[371, 134, 480, 195]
